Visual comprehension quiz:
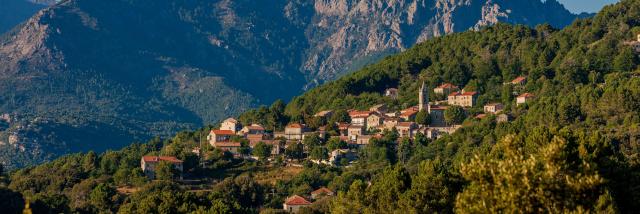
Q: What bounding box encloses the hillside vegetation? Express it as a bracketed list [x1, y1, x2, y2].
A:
[1, 0, 640, 213]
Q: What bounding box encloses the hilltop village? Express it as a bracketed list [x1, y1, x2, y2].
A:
[140, 76, 536, 212]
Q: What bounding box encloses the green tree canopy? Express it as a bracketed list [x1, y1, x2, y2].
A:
[444, 106, 466, 125]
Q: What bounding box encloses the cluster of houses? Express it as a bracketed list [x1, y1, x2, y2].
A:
[137, 75, 538, 212]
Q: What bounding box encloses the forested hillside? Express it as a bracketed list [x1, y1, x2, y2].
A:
[1, 0, 639, 213]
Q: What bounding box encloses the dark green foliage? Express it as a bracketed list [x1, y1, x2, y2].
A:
[326, 138, 348, 151]
[310, 147, 328, 161]
[155, 161, 178, 181]
[252, 142, 273, 161]
[444, 106, 466, 125]
[285, 142, 305, 160]
[415, 110, 430, 125]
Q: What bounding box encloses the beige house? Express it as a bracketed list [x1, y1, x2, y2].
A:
[208, 130, 236, 146]
[366, 113, 384, 130]
[382, 117, 400, 131]
[347, 125, 365, 140]
[279, 123, 307, 140]
[214, 142, 242, 154]
[400, 108, 418, 121]
[484, 103, 504, 114]
[396, 122, 418, 139]
[239, 124, 265, 136]
[434, 83, 459, 95]
[220, 118, 241, 132]
[517, 93, 535, 106]
[448, 91, 478, 107]
[311, 187, 335, 200]
[283, 195, 312, 213]
[141, 156, 184, 180]
[349, 110, 372, 127]
[351, 116, 367, 127]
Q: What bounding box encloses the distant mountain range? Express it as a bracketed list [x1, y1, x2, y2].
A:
[0, 0, 591, 168]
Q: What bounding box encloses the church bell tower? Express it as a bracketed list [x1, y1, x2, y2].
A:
[419, 82, 429, 112]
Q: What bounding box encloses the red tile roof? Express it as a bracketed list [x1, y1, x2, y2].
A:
[338, 123, 350, 130]
[215, 142, 242, 147]
[518, 93, 535, 98]
[475, 114, 487, 119]
[287, 123, 304, 128]
[311, 187, 334, 195]
[400, 110, 417, 117]
[349, 110, 373, 118]
[511, 76, 527, 84]
[142, 156, 183, 163]
[211, 130, 235, 135]
[449, 91, 478, 97]
[397, 122, 415, 127]
[284, 195, 312, 205]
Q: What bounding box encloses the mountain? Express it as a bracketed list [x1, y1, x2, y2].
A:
[2, 0, 640, 212]
[0, 0, 587, 168]
[0, 0, 46, 34]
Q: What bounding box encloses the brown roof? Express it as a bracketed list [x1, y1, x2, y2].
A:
[348, 125, 364, 129]
[429, 105, 448, 110]
[475, 114, 487, 119]
[215, 142, 242, 147]
[397, 122, 415, 127]
[284, 195, 312, 206]
[485, 103, 503, 107]
[245, 125, 265, 131]
[211, 130, 235, 135]
[311, 187, 334, 195]
[142, 156, 183, 163]
[436, 83, 458, 89]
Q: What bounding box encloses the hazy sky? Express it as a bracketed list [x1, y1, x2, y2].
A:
[557, 0, 619, 13]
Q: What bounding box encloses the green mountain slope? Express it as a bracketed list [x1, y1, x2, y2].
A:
[2, 0, 640, 213]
